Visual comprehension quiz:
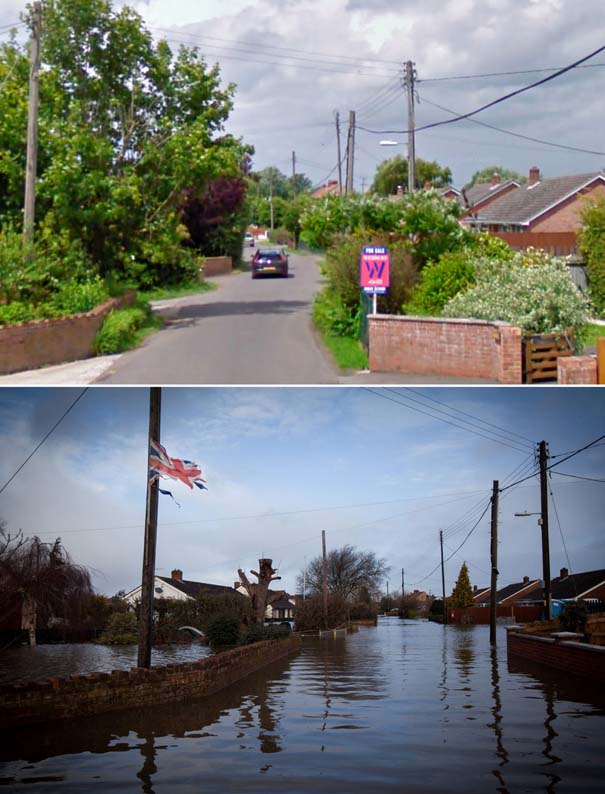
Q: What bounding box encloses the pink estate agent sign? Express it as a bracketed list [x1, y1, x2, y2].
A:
[360, 246, 390, 294]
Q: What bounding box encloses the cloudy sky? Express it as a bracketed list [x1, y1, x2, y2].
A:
[2, 0, 605, 189]
[0, 387, 603, 599]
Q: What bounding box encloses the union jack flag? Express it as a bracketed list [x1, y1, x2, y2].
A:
[149, 440, 207, 492]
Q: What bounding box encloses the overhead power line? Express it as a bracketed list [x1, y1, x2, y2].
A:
[0, 389, 88, 497]
[419, 61, 605, 83]
[355, 41, 605, 135]
[419, 95, 605, 157]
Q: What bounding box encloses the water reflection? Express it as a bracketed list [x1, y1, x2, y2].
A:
[1, 625, 604, 793]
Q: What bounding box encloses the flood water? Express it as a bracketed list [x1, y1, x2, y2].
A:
[0, 641, 212, 686]
[1, 619, 604, 793]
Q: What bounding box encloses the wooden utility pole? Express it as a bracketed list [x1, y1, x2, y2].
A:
[322, 530, 328, 627]
[345, 110, 355, 194]
[440, 529, 447, 625]
[405, 60, 416, 193]
[490, 481, 499, 646]
[291, 150, 296, 192]
[539, 441, 552, 621]
[335, 112, 343, 195]
[401, 567, 404, 596]
[137, 387, 161, 669]
[23, 1, 42, 245]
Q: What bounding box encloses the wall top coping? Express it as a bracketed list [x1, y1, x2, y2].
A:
[368, 314, 514, 329]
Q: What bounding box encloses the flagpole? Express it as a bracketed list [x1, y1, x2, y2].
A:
[137, 386, 161, 669]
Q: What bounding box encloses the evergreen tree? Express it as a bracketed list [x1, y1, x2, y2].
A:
[449, 562, 474, 608]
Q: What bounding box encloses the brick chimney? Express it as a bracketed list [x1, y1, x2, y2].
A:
[171, 568, 183, 581]
[560, 567, 569, 579]
[523, 575, 530, 584]
[528, 166, 541, 185]
[491, 172, 501, 186]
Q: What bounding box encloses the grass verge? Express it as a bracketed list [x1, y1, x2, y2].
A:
[312, 288, 368, 370]
[93, 297, 162, 354]
[142, 281, 217, 301]
[320, 332, 368, 370]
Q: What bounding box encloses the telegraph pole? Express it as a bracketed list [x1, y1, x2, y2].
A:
[23, 1, 42, 245]
[291, 150, 296, 193]
[405, 60, 416, 193]
[401, 567, 405, 596]
[440, 529, 447, 625]
[138, 387, 161, 669]
[490, 481, 499, 646]
[322, 530, 328, 627]
[538, 441, 552, 620]
[335, 112, 343, 194]
[345, 110, 355, 194]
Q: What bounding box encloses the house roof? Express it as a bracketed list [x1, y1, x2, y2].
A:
[311, 180, 340, 198]
[475, 578, 540, 605]
[470, 172, 605, 225]
[472, 587, 490, 601]
[551, 569, 605, 600]
[270, 598, 296, 610]
[157, 576, 236, 599]
[462, 179, 520, 209]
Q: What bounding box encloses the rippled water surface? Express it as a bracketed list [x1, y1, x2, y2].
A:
[1, 620, 604, 793]
[0, 642, 212, 685]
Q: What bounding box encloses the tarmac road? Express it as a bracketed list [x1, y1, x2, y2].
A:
[98, 249, 339, 384]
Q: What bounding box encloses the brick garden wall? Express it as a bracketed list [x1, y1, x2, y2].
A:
[368, 315, 522, 383]
[201, 256, 232, 277]
[0, 291, 136, 375]
[507, 631, 605, 683]
[558, 356, 598, 384]
[0, 635, 301, 727]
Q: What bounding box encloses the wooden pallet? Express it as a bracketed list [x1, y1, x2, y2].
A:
[524, 331, 574, 383]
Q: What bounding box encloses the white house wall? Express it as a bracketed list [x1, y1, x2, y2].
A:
[123, 577, 192, 605]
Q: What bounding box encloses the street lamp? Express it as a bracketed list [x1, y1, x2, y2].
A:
[514, 511, 551, 620]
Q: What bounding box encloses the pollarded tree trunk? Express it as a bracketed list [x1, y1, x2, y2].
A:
[238, 559, 281, 624]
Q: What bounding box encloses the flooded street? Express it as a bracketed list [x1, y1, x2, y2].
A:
[1, 619, 604, 792]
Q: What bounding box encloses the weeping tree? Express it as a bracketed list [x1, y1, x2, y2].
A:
[0, 525, 93, 645]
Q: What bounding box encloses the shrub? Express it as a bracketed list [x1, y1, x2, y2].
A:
[98, 611, 138, 645]
[0, 301, 35, 325]
[240, 623, 291, 645]
[205, 615, 241, 647]
[92, 298, 154, 354]
[559, 601, 588, 633]
[579, 198, 605, 315]
[294, 594, 348, 631]
[313, 288, 361, 338]
[445, 252, 590, 346]
[50, 276, 109, 315]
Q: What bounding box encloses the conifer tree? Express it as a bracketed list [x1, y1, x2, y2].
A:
[449, 562, 474, 608]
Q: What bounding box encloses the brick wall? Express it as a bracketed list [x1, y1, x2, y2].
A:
[558, 356, 598, 384]
[507, 631, 605, 682]
[531, 182, 605, 233]
[201, 256, 232, 277]
[0, 291, 136, 375]
[368, 315, 522, 383]
[0, 635, 301, 727]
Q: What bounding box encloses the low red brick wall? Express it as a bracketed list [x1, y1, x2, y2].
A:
[0, 636, 301, 726]
[558, 356, 598, 384]
[507, 631, 605, 682]
[201, 256, 232, 277]
[368, 315, 522, 383]
[447, 606, 542, 625]
[0, 291, 136, 375]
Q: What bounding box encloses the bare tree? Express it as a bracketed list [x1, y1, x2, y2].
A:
[0, 525, 93, 645]
[238, 558, 281, 624]
[297, 545, 388, 602]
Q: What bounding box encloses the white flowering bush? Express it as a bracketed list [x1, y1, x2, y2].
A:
[445, 251, 591, 347]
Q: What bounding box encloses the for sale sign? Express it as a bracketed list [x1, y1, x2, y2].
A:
[360, 246, 390, 294]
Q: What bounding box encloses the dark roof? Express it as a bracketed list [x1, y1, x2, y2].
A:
[551, 569, 605, 600]
[471, 172, 605, 225]
[462, 180, 520, 209]
[158, 576, 236, 599]
[472, 587, 490, 600]
[271, 598, 296, 609]
[475, 579, 540, 605]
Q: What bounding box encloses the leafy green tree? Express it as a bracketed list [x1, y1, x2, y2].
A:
[371, 155, 452, 195]
[253, 167, 292, 200]
[449, 562, 474, 608]
[579, 197, 605, 315]
[98, 611, 138, 644]
[463, 166, 527, 189]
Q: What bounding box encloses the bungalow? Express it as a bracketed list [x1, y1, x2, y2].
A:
[460, 173, 521, 217]
[123, 568, 236, 606]
[311, 179, 340, 198]
[551, 567, 605, 602]
[463, 167, 605, 234]
[474, 576, 542, 607]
